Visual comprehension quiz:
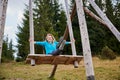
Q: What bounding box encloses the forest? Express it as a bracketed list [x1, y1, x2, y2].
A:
[2, 0, 120, 62]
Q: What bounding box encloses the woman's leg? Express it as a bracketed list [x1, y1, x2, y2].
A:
[51, 49, 63, 56]
[51, 40, 66, 56]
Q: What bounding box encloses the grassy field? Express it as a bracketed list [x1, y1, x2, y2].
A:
[0, 57, 120, 80]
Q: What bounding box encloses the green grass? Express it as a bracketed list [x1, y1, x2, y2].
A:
[0, 57, 120, 80]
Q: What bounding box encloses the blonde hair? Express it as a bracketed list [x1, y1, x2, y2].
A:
[46, 33, 56, 43]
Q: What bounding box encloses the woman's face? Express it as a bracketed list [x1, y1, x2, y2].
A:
[46, 35, 53, 42]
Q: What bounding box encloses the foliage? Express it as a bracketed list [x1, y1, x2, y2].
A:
[2, 36, 14, 62]
[16, 0, 67, 60]
[99, 46, 116, 60]
[16, 9, 30, 60]
[15, 56, 23, 62]
[16, 0, 120, 60]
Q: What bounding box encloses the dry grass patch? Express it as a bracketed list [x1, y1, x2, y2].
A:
[0, 57, 120, 80]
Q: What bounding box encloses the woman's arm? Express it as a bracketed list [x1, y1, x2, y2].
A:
[65, 41, 71, 44]
[29, 38, 45, 46]
[34, 41, 45, 46]
[66, 38, 75, 44]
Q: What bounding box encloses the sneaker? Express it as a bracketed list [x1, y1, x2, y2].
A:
[59, 40, 66, 50]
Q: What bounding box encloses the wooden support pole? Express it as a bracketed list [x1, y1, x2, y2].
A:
[75, 0, 95, 80]
[63, 3, 76, 40]
[29, 0, 35, 66]
[88, 0, 120, 42]
[49, 64, 58, 78]
[83, 7, 107, 27]
[64, 0, 78, 68]
[0, 0, 8, 64]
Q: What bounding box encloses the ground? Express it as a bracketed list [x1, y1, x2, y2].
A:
[0, 57, 120, 80]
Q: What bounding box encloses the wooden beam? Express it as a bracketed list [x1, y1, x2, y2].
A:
[88, 0, 120, 42]
[29, 0, 35, 66]
[75, 0, 95, 80]
[84, 7, 107, 27]
[63, 3, 76, 40]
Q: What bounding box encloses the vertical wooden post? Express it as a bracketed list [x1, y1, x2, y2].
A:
[88, 0, 120, 42]
[64, 0, 78, 68]
[63, 3, 76, 40]
[0, 0, 8, 64]
[75, 0, 95, 80]
[29, 0, 35, 66]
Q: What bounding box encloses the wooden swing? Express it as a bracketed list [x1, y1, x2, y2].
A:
[26, 0, 83, 66]
[26, 0, 83, 77]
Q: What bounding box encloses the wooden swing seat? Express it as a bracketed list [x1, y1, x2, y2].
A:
[26, 54, 83, 65]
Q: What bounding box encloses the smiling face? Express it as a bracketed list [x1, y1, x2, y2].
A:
[46, 34, 55, 43]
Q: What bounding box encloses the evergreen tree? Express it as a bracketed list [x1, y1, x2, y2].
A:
[34, 0, 57, 40]
[102, 0, 120, 54]
[2, 37, 9, 61]
[16, 8, 30, 60]
[8, 40, 15, 60]
[16, 0, 67, 60]
[2, 36, 14, 62]
[114, 0, 120, 30]
[107, 0, 120, 54]
[88, 1, 106, 54]
[67, 0, 120, 55]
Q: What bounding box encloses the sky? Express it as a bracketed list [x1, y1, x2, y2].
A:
[5, 0, 29, 45]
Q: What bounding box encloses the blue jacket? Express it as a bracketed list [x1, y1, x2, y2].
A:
[35, 41, 70, 55]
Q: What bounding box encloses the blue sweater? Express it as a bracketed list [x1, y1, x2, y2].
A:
[35, 41, 70, 55]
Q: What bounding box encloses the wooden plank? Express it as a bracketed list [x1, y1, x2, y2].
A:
[26, 54, 83, 65]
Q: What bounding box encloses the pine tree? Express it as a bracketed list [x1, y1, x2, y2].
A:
[87, 0, 107, 54]
[34, 0, 57, 40]
[16, 0, 67, 60]
[16, 8, 30, 60]
[2, 36, 14, 62]
[107, 0, 120, 54]
[8, 40, 15, 60]
[2, 37, 9, 61]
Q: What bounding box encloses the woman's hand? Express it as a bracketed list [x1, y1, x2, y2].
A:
[70, 38, 75, 43]
[29, 37, 34, 42]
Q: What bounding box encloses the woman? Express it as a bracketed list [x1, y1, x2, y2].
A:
[30, 33, 71, 56]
